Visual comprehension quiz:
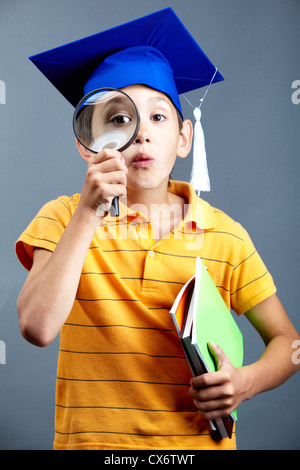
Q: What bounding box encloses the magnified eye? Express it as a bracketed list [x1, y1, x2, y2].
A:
[111, 115, 131, 125]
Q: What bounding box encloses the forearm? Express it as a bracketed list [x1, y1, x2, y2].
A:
[17, 207, 100, 346]
[189, 292, 300, 421]
[239, 295, 300, 402]
[239, 332, 300, 402]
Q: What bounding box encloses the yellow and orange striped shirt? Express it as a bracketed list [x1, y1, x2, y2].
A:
[15, 181, 276, 450]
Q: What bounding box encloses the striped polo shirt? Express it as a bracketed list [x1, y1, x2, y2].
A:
[15, 181, 276, 450]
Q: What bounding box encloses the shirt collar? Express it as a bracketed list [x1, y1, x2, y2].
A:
[104, 180, 216, 230]
[168, 181, 216, 230]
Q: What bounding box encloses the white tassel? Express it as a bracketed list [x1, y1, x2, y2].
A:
[185, 67, 217, 197]
[190, 106, 210, 196]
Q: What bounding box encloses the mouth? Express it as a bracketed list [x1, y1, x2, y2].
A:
[131, 153, 154, 168]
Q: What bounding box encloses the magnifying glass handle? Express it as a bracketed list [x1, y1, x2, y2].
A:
[110, 197, 119, 217]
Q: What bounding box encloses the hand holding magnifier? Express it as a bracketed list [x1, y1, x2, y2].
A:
[73, 88, 140, 216]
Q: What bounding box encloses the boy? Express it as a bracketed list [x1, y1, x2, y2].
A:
[15, 9, 299, 450]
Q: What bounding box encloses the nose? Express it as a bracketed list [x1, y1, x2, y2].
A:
[134, 121, 151, 144]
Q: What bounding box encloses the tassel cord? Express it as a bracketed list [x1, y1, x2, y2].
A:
[184, 68, 218, 195]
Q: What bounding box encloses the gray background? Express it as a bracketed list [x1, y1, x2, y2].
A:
[0, 0, 299, 450]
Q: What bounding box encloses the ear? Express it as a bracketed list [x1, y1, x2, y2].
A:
[177, 119, 193, 159]
[76, 138, 94, 162]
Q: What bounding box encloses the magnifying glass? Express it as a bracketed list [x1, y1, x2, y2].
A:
[73, 88, 140, 216]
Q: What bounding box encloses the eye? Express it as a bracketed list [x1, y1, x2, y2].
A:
[111, 115, 131, 125]
[151, 114, 166, 122]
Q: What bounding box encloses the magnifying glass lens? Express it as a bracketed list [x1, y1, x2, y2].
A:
[74, 89, 138, 153]
[73, 88, 140, 216]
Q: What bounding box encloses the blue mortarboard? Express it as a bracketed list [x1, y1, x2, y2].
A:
[29, 8, 223, 193]
[29, 8, 223, 117]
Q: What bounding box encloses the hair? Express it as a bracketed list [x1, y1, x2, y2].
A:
[176, 108, 183, 131]
[168, 107, 183, 186]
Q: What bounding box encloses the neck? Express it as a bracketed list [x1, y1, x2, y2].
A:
[125, 183, 186, 241]
[126, 182, 171, 214]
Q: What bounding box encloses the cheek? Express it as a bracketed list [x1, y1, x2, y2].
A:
[159, 138, 181, 164]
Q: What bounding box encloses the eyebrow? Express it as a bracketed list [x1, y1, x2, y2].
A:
[102, 96, 130, 109]
[149, 96, 173, 110]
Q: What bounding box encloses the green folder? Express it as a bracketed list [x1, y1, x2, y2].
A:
[170, 257, 243, 437]
[192, 257, 243, 373]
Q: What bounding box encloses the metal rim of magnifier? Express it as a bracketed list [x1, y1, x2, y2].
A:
[73, 87, 140, 154]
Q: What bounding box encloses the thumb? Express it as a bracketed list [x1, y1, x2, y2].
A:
[208, 341, 231, 371]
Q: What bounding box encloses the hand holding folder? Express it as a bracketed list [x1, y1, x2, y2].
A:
[170, 257, 243, 439]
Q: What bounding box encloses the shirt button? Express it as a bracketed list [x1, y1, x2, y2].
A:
[149, 250, 155, 258]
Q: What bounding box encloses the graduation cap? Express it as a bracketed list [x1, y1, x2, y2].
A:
[29, 8, 223, 194]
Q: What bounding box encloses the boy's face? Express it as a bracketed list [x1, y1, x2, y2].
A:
[120, 84, 191, 195]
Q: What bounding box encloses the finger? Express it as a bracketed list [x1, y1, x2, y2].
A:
[85, 161, 127, 193]
[193, 396, 234, 414]
[190, 369, 231, 389]
[89, 155, 127, 174]
[100, 168, 127, 185]
[93, 181, 126, 202]
[189, 382, 231, 402]
[207, 342, 231, 370]
[89, 149, 123, 165]
[95, 185, 126, 217]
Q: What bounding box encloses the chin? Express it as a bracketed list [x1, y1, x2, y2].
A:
[128, 181, 155, 191]
[128, 176, 168, 191]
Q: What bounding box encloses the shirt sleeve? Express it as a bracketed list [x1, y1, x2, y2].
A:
[15, 196, 75, 271]
[229, 223, 277, 315]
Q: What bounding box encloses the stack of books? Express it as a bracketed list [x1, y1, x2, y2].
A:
[170, 257, 243, 439]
